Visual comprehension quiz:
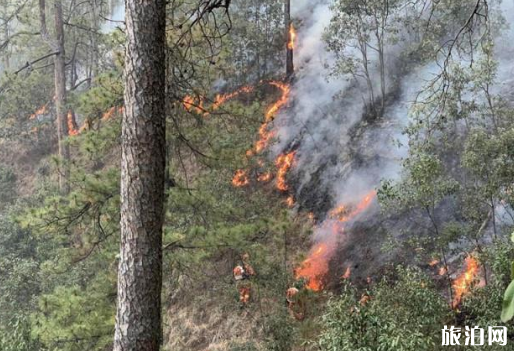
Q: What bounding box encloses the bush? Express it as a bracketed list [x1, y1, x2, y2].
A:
[264, 309, 296, 351]
[318, 267, 450, 351]
[0, 166, 16, 208]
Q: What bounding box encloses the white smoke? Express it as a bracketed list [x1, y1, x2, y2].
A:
[275, 0, 514, 213]
[274, 0, 412, 209]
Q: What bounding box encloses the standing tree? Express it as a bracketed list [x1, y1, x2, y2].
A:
[285, 0, 294, 77]
[39, 0, 69, 192]
[114, 1, 167, 350]
[324, 0, 397, 117]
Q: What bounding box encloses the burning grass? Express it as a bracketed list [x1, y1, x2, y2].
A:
[295, 190, 377, 291]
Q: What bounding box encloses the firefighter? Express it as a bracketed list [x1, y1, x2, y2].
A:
[233, 253, 256, 305]
[241, 252, 256, 277]
[286, 285, 305, 320]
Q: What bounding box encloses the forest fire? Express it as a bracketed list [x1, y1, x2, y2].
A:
[286, 195, 295, 207]
[295, 242, 334, 291]
[275, 151, 296, 191]
[30, 104, 48, 119]
[295, 191, 377, 290]
[249, 82, 291, 156]
[452, 256, 480, 308]
[183, 85, 254, 115]
[288, 24, 296, 50]
[182, 95, 205, 114]
[232, 170, 249, 187]
[102, 106, 124, 121]
[67, 111, 79, 136]
[231, 81, 292, 187]
[212, 86, 254, 110]
[265, 82, 291, 121]
[342, 267, 351, 279]
[257, 172, 273, 183]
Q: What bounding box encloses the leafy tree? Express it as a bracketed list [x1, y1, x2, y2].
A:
[318, 268, 450, 351]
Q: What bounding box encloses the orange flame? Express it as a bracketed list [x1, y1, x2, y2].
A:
[329, 205, 349, 221]
[429, 259, 440, 267]
[102, 107, 116, 121]
[101, 106, 124, 121]
[67, 111, 79, 136]
[288, 23, 296, 50]
[232, 170, 249, 187]
[452, 256, 479, 308]
[182, 95, 206, 114]
[213, 86, 254, 110]
[330, 191, 377, 223]
[342, 267, 351, 279]
[257, 172, 273, 183]
[295, 191, 377, 291]
[275, 151, 296, 191]
[265, 82, 290, 121]
[30, 104, 48, 120]
[250, 82, 291, 154]
[295, 242, 333, 291]
[286, 196, 295, 207]
[231, 81, 291, 189]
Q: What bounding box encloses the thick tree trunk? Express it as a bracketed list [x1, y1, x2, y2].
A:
[114, 1, 167, 351]
[53, 0, 69, 193]
[285, 0, 294, 77]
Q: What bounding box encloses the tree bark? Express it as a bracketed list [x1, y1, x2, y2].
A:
[114, 1, 167, 351]
[39, 0, 69, 193]
[53, 0, 70, 193]
[285, 0, 294, 77]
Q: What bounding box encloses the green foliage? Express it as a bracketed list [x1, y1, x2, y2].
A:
[318, 268, 450, 351]
[31, 279, 115, 351]
[380, 150, 459, 213]
[0, 317, 39, 351]
[0, 165, 16, 207]
[501, 280, 514, 322]
[264, 310, 296, 351]
[501, 235, 514, 323]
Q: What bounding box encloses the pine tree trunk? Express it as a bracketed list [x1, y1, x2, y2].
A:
[285, 0, 294, 77]
[53, 0, 69, 193]
[39, 0, 69, 193]
[114, 1, 167, 351]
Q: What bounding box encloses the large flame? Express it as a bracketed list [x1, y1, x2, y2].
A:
[452, 256, 480, 308]
[295, 190, 377, 291]
[288, 23, 296, 50]
[275, 151, 296, 191]
[232, 81, 291, 187]
[295, 242, 335, 291]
